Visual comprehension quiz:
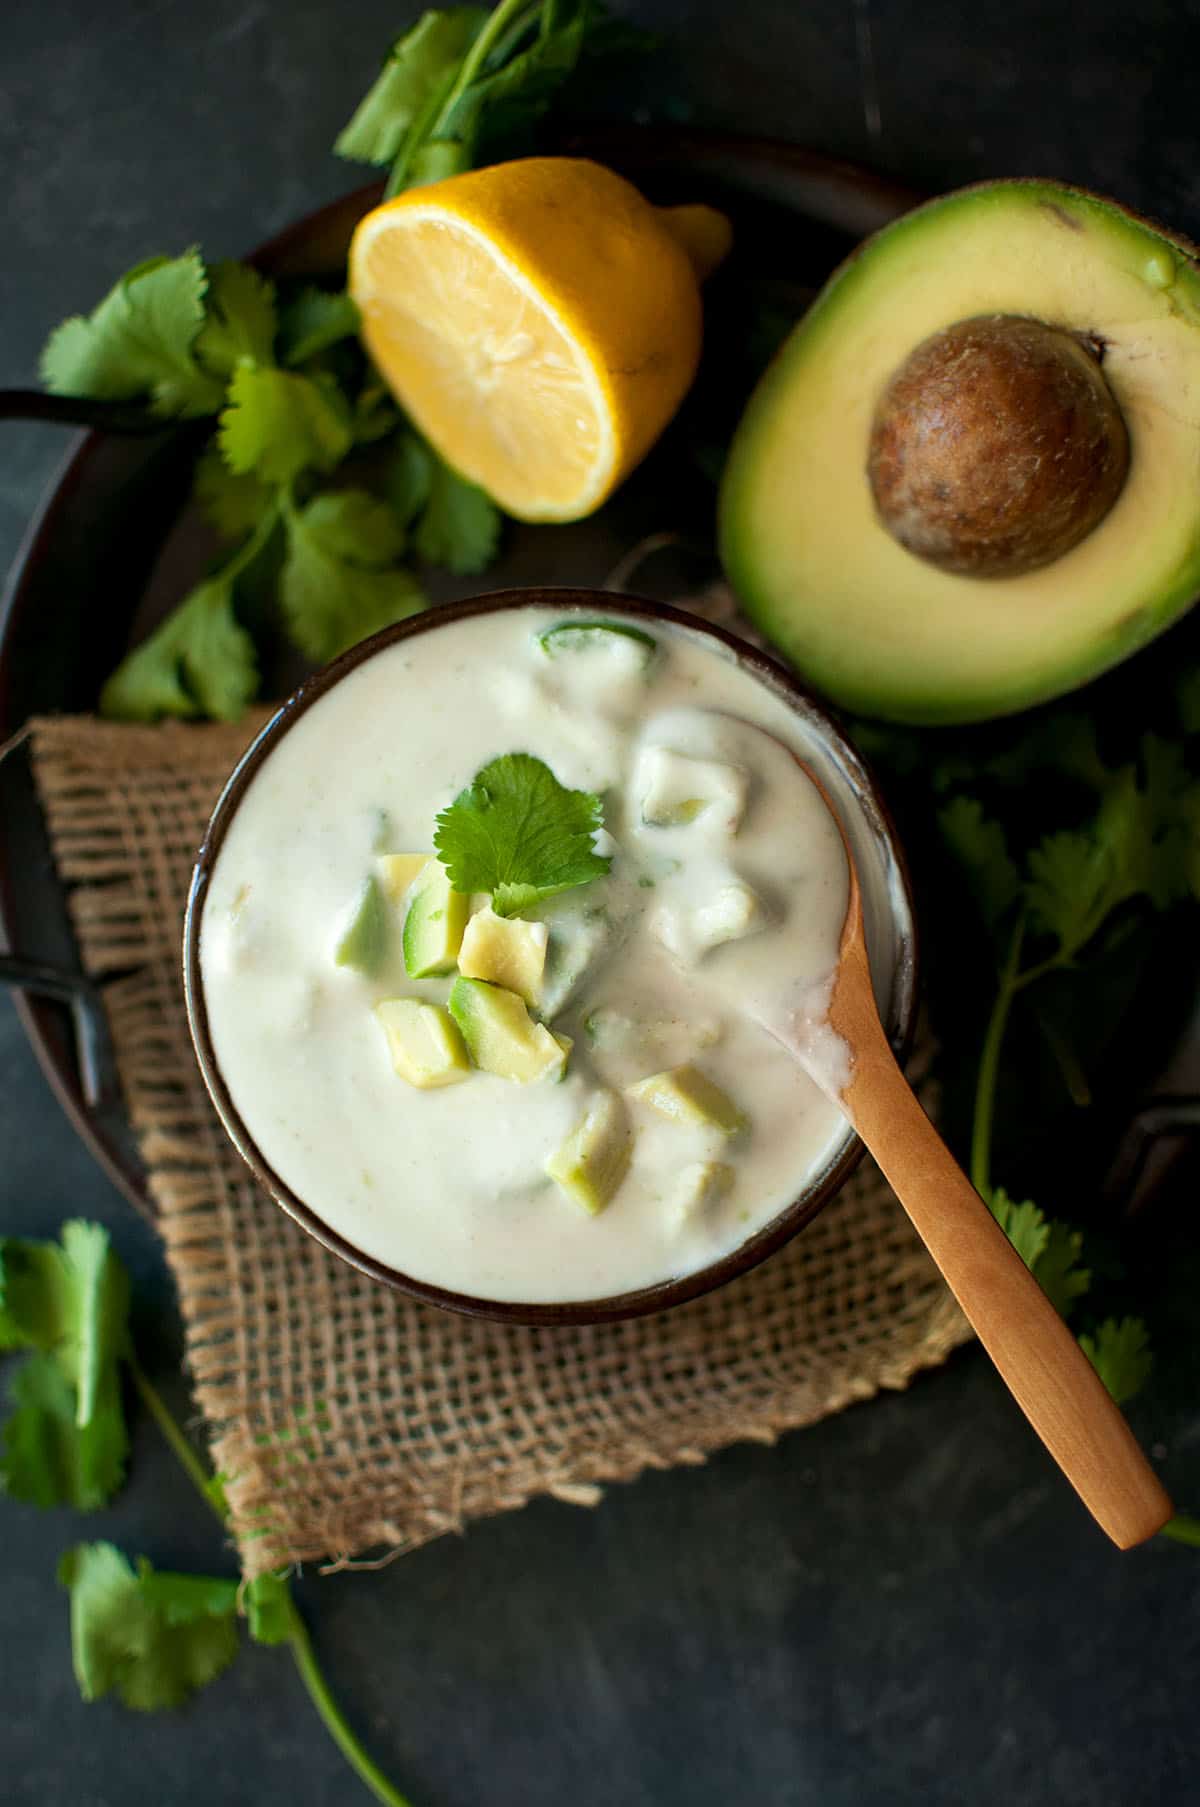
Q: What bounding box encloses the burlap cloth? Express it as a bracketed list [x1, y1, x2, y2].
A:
[28, 691, 970, 1577]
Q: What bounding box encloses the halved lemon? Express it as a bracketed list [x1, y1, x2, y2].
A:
[348, 157, 729, 522]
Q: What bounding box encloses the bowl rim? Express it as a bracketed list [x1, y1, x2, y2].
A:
[183, 587, 918, 1326]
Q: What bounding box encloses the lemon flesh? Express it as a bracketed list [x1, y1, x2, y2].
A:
[349, 158, 708, 523]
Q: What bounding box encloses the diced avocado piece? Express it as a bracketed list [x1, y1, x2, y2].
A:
[448, 977, 569, 1083]
[673, 1160, 735, 1226]
[375, 999, 471, 1089]
[653, 880, 768, 965]
[458, 906, 549, 1005]
[402, 862, 469, 978]
[720, 179, 1200, 724]
[628, 1063, 747, 1135]
[334, 876, 388, 976]
[538, 620, 657, 668]
[545, 1090, 633, 1215]
[378, 852, 432, 905]
[636, 747, 748, 832]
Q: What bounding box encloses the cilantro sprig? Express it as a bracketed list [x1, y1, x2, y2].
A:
[336, 0, 646, 199]
[0, 1219, 129, 1508]
[435, 751, 610, 915]
[936, 728, 1200, 1201]
[861, 705, 1200, 1414]
[37, 0, 642, 724]
[50, 245, 497, 723]
[41, 250, 225, 419]
[0, 1222, 412, 1804]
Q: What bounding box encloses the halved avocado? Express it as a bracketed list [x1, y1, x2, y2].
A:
[719, 180, 1200, 724]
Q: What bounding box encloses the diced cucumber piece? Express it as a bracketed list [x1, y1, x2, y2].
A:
[458, 906, 548, 1006]
[672, 1160, 735, 1226]
[538, 910, 611, 1018]
[537, 620, 657, 668]
[545, 1090, 633, 1215]
[628, 1063, 747, 1135]
[636, 747, 748, 832]
[375, 999, 470, 1088]
[378, 852, 432, 904]
[654, 879, 768, 965]
[583, 1008, 724, 1056]
[402, 863, 469, 978]
[448, 977, 569, 1083]
[335, 876, 388, 976]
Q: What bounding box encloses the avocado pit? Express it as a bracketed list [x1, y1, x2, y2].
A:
[867, 314, 1130, 578]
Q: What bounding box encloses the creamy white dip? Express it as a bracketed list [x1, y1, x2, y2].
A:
[199, 607, 850, 1303]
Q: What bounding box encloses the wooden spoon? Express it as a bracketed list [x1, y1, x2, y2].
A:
[752, 754, 1173, 1550]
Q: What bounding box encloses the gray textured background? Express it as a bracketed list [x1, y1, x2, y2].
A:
[4, 2, 1200, 1802]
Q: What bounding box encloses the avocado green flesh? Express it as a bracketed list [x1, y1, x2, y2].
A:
[376, 999, 470, 1088]
[629, 1063, 747, 1136]
[545, 1091, 631, 1215]
[538, 620, 657, 664]
[448, 977, 567, 1082]
[335, 876, 388, 975]
[719, 180, 1200, 724]
[402, 865, 468, 978]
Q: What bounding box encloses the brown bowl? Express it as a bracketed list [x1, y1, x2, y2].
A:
[183, 588, 917, 1325]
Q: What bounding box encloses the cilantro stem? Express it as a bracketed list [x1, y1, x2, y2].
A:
[126, 1355, 228, 1527]
[970, 915, 1026, 1196]
[437, 0, 535, 116]
[1011, 952, 1065, 994]
[382, 0, 536, 198]
[281, 1597, 415, 1807]
[1161, 1514, 1200, 1547]
[128, 1352, 413, 1803]
[221, 495, 282, 585]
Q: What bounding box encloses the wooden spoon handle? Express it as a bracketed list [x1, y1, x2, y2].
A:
[842, 1015, 1173, 1550]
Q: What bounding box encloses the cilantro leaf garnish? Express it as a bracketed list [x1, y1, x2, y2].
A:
[40, 1, 653, 721]
[437, 0, 591, 164]
[195, 259, 278, 376]
[0, 1221, 131, 1509]
[218, 364, 353, 485]
[985, 1188, 1091, 1317]
[338, 0, 643, 199]
[985, 1187, 1049, 1270]
[100, 575, 260, 722]
[435, 752, 610, 916]
[59, 1543, 239, 1711]
[278, 287, 361, 367]
[193, 442, 274, 540]
[335, 9, 488, 169]
[280, 490, 425, 662]
[41, 251, 226, 418]
[2, 1353, 127, 1510]
[413, 449, 501, 574]
[937, 798, 1020, 935]
[1080, 1316, 1154, 1405]
[383, 430, 436, 525]
[1032, 1221, 1092, 1319]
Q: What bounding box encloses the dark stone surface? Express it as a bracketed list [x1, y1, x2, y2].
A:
[3, 2, 1200, 1802]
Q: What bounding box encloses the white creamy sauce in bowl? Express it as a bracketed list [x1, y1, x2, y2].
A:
[197, 605, 864, 1306]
